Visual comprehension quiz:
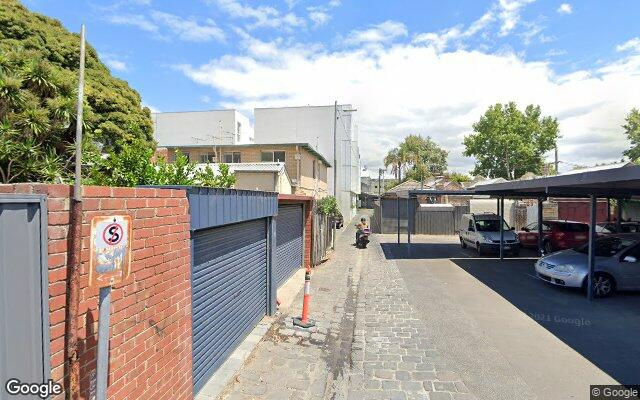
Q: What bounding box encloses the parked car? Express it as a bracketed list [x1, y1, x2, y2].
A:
[597, 221, 640, 234]
[459, 213, 520, 256]
[518, 220, 590, 254]
[534, 233, 640, 297]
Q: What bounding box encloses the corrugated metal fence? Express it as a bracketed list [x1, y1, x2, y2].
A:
[415, 205, 469, 235]
[373, 197, 469, 235]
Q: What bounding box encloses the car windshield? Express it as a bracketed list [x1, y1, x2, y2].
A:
[475, 219, 509, 232]
[576, 237, 639, 256]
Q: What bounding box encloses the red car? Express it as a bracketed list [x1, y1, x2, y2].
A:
[518, 220, 590, 253]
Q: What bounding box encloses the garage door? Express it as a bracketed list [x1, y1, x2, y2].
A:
[0, 197, 50, 398]
[192, 218, 268, 392]
[275, 204, 304, 287]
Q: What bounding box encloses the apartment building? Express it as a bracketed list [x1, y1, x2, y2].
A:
[254, 105, 361, 219]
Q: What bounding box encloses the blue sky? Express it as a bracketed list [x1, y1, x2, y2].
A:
[23, 0, 640, 172]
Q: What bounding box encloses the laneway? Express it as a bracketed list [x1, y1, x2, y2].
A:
[219, 216, 473, 400]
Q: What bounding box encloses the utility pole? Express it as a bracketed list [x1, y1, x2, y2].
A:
[378, 168, 383, 197]
[66, 24, 86, 400]
[554, 145, 559, 175]
[333, 101, 338, 198]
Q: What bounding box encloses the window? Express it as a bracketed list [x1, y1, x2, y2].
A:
[182, 152, 190, 162]
[200, 153, 216, 163]
[260, 151, 286, 162]
[576, 237, 638, 256]
[223, 152, 241, 163]
[475, 219, 509, 232]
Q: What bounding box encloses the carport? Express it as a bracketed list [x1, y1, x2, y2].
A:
[398, 164, 640, 300]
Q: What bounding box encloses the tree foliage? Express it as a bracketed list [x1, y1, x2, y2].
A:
[463, 102, 559, 180]
[87, 145, 236, 188]
[623, 108, 640, 162]
[0, 0, 153, 183]
[316, 196, 340, 216]
[385, 135, 448, 185]
[446, 172, 471, 184]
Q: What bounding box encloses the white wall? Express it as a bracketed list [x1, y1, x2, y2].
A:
[254, 105, 360, 219]
[152, 110, 254, 147]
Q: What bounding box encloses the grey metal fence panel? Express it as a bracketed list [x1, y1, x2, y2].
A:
[191, 218, 268, 392]
[0, 195, 50, 392]
[414, 205, 470, 235]
[275, 204, 303, 287]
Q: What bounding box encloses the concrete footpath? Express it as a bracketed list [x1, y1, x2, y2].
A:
[218, 215, 473, 400]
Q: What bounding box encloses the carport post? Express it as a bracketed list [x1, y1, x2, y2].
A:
[537, 197, 544, 257]
[397, 196, 400, 244]
[499, 196, 504, 260]
[407, 195, 412, 254]
[587, 194, 597, 300]
[616, 199, 623, 232]
[607, 198, 611, 222]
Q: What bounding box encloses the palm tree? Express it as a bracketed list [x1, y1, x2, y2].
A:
[384, 148, 403, 181]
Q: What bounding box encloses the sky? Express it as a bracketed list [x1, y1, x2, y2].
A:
[23, 0, 640, 174]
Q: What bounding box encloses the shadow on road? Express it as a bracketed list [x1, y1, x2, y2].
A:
[381, 237, 640, 385]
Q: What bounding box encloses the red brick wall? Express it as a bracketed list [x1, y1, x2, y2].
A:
[0, 184, 193, 400]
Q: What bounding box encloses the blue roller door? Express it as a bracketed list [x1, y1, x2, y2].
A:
[275, 204, 304, 288]
[192, 218, 268, 392]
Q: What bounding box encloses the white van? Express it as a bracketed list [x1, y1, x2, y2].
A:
[459, 213, 520, 256]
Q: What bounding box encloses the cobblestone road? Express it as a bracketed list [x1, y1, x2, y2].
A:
[218, 216, 474, 400]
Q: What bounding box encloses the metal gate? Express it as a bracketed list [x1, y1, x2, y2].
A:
[0, 195, 50, 396]
[191, 218, 268, 392]
[275, 204, 304, 287]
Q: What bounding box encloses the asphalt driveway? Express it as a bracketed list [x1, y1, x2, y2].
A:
[380, 235, 640, 400]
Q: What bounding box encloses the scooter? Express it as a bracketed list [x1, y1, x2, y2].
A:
[356, 228, 371, 249]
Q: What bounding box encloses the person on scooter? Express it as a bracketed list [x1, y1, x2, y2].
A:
[356, 217, 369, 244]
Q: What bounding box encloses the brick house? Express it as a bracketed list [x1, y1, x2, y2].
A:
[156, 143, 330, 199]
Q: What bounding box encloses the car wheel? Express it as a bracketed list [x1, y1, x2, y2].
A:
[592, 273, 616, 298]
[476, 243, 483, 256]
[460, 237, 467, 249]
[543, 240, 553, 254]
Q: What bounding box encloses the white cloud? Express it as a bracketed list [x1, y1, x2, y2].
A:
[176, 32, 640, 173]
[617, 37, 640, 53]
[213, 0, 305, 30]
[106, 59, 128, 72]
[343, 20, 408, 46]
[308, 10, 331, 27]
[557, 3, 572, 14]
[107, 13, 158, 33]
[107, 11, 225, 42]
[150, 11, 225, 42]
[200, 95, 211, 103]
[497, 0, 536, 36]
[545, 49, 567, 57]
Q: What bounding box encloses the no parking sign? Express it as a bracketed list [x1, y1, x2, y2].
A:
[89, 215, 133, 288]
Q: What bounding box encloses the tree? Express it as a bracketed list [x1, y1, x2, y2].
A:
[87, 144, 236, 188]
[0, 0, 154, 183]
[446, 172, 471, 184]
[398, 135, 448, 185]
[384, 148, 404, 181]
[623, 108, 640, 162]
[463, 102, 559, 180]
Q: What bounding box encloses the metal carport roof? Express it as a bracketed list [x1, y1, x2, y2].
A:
[399, 163, 640, 300]
[473, 163, 640, 198]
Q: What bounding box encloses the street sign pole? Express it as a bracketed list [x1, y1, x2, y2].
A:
[89, 215, 132, 400]
[96, 286, 112, 400]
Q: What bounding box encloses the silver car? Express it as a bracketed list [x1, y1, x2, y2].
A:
[534, 233, 640, 297]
